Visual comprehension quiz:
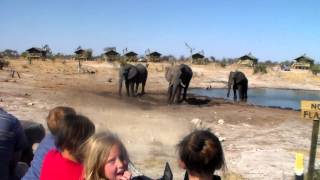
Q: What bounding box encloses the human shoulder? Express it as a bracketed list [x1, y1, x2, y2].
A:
[0, 108, 20, 129]
[44, 149, 60, 160]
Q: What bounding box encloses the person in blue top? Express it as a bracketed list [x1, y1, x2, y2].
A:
[0, 108, 28, 180]
[22, 106, 76, 180]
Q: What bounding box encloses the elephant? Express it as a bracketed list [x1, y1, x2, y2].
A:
[227, 71, 248, 101]
[165, 64, 193, 104]
[119, 63, 148, 96]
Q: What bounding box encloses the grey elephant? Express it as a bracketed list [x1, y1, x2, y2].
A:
[227, 71, 248, 101]
[119, 63, 148, 96]
[165, 64, 193, 104]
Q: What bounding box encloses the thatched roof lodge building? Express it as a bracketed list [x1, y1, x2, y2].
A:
[191, 53, 206, 64]
[291, 54, 314, 70]
[26, 47, 47, 61]
[147, 51, 161, 62]
[104, 49, 120, 62]
[237, 53, 258, 67]
[125, 51, 138, 62]
[74, 48, 91, 61]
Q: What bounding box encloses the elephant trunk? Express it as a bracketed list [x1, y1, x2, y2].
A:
[171, 81, 181, 103]
[227, 72, 233, 98]
[227, 82, 231, 98]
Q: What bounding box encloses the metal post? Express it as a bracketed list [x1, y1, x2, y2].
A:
[307, 118, 319, 180]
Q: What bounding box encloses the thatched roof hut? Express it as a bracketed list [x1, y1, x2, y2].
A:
[104, 50, 120, 62]
[74, 48, 91, 60]
[291, 54, 314, 69]
[26, 47, 46, 60]
[191, 53, 207, 64]
[147, 51, 161, 62]
[125, 51, 138, 62]
[238, 53, 258, 67]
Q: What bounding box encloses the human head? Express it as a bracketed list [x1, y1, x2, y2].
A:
[177, 130, 225, 176]
[46, 106, 76, 135]
[82, 132, 130, 180]
[55, 114, 95, 161]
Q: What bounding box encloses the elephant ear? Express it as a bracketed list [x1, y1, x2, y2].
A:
[128, 67, 138, 80]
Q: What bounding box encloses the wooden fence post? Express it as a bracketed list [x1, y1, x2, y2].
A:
[307, 117, 319, 180]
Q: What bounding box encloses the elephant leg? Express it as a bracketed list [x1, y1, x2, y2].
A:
[141, 80, 146, 95]
[182, 84, 189, 101]
[233, 85, 237, 101]
[238, 85, 244, 101]
[130, 83, 135, 96]
[135, 82, 139, 95]
[244, 82, 248, 101]
[174, 86, 182, 104]
[125, 81, 130, 96]
[168, 85, 173, 103]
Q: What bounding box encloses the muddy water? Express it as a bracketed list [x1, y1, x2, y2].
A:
[190, 88, 320, 110]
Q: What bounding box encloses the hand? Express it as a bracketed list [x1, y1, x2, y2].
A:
[119, 171, 131, 180]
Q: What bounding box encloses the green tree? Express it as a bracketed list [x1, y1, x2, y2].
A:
[311, 64, 320, 75]
[253, 64, 267, 74]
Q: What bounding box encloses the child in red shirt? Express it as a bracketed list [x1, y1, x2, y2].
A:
[40, 114, 95, 180]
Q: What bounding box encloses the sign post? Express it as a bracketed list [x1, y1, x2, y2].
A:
[301, 100, 320, 180]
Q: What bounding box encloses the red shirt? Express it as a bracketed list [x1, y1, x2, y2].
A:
[40, 149, 83, 180]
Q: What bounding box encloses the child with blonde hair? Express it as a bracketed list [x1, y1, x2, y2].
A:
[177, 130, 226, 180]
[82, 132, 132, 180]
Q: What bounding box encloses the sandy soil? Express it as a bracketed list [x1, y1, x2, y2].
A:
[1, 59, 319, 179]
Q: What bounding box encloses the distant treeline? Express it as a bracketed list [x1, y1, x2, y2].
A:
[0, 49, 316, 66]
[0, 49, 285, 64]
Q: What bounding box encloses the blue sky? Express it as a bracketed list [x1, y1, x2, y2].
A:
[0, 0, 319, 62]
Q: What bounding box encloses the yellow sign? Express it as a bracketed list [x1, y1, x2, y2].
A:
[301, 100, 320, 120]
[295, 153, 304, 175]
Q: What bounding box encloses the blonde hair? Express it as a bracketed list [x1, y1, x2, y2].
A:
[81, 132, 129, 180]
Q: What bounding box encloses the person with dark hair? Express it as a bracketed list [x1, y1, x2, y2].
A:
[0, 108, 28, 180]
[19, 120, 46, 165]
[22, 106, 76, 180]
[177, 130, 226, 180]
[40, 114, 95, 180]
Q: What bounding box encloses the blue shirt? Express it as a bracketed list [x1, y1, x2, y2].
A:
[22, 134, 56, 180]
[0, 108, 27, 180]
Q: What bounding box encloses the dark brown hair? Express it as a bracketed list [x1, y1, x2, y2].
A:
[177, 130, 225, 175]
[55, 114, 95, 160]
[46, 106, 76, 135]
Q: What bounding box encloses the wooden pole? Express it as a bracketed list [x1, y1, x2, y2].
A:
[307, 117, 319, 180]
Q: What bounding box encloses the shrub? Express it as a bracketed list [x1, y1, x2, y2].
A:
[219, 61, 226, 68]
[253, 64, 267, 74]
[311, 64, 320, 75]
[0, 59, 9, 70]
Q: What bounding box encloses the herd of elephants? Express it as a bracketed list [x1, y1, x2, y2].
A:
[118, 63, 249, 103]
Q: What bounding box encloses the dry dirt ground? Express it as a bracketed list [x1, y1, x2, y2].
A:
[1, 59, 320, 179]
